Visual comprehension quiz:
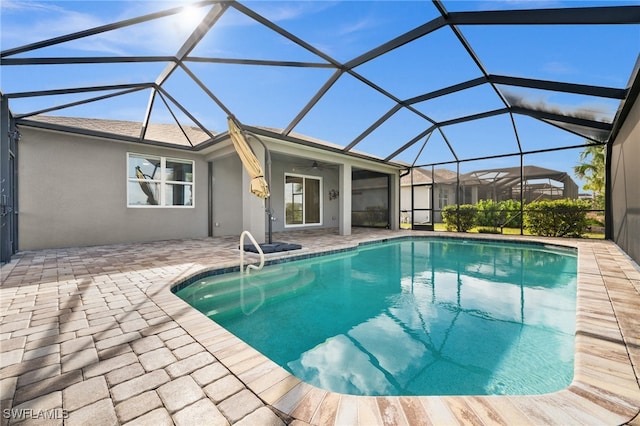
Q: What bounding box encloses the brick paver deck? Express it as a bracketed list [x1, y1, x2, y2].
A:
[1, 229, 639, 425]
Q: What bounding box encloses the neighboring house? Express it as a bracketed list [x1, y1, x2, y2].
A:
[400, 168, 457, 225]
[15, 115, 401, 250]
[456, 166, 578, 203]
[401, 165, 579, 225]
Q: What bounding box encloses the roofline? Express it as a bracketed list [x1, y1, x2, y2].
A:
[208, 125, 405, 169]
[15, 117, 405, 169]
[15, 118, 196, 151]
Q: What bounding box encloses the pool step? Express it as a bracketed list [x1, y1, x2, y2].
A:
[180, 266, 297, 304]
[182, 266, 315, 319]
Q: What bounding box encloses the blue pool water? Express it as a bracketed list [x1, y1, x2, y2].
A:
[175, 237, 577, 396]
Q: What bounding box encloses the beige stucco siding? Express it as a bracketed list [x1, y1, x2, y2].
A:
[18, 127, 209, 250]
[211, 153, 243, 237]
[610, 92, 640, 265]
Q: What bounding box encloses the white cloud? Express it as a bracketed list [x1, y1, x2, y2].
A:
[475, 0, 562, 11]
[250, 1, 338, 25]
[336, 16, 376, 37]
[1, 1, 103, 48]
[1, 1, 212, 56]
[1, 0, 66, 14]
[542, 61, 576, 76]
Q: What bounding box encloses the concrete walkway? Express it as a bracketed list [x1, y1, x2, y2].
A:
[1, 229, 639, 425]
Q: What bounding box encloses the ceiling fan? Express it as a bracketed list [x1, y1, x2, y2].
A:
[290, 160, 337, 172]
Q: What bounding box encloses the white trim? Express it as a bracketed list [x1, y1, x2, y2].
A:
[127, 152, 195, 208]
[284, 172, 323, 228]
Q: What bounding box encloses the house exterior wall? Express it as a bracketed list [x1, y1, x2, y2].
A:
[269, 159, 341, 232]
[400, 185, 432, 224]
[211, 153, 243, 237]
[228, 134, 400, 234]
[206, 142, 342, 237]
[610, 93, 640, 265]
[18, 127, 208, 250]
[17, 126, 401, 250]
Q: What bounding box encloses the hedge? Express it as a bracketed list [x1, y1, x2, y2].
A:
[475, 199, 523, 229]
[523, 199, 591, 237]
[442, 204, 477, 232]
[441, 198, 589, 237]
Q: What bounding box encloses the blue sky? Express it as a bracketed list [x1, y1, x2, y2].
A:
[1, 0, 639, 189]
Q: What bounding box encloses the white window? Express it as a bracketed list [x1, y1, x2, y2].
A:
[284, 173, 322, 227]
[438, 187, 449, 209]
[127, 153, 194, 207]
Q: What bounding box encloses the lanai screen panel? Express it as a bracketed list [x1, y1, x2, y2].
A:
[1, 1, 638, 171]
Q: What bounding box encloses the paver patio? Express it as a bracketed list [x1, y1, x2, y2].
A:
[1, 228, 639, 425]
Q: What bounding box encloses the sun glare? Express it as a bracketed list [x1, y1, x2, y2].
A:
[180, 4, 203, 27]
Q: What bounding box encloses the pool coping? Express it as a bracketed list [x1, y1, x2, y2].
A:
[148, 231, 640, 425]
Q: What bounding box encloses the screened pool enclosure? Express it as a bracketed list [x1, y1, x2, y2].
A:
[1, 1, 639, 263]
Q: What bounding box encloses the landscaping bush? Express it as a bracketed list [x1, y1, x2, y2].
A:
[499, 199, 523, 228]
[475, 199, 523, 229]
[442, 204, 477, 232]
[475, 199, 501, 228]
[586, 217, 604, 227]
[524, 199, 591, 237]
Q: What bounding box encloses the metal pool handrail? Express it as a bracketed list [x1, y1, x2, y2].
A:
[239, 230, 264, 274]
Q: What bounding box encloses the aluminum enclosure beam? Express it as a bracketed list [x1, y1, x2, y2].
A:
[446, 6, 640, 25]
[488, 75, 627, 99]
[141, 3, 227, 142]
[0, 1, 218, 58]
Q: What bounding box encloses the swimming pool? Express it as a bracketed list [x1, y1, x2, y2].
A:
[175, 237, 577, 396]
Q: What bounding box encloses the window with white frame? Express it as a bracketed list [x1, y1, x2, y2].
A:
[127, 153, 194, 207]
[284, 173, 321, 226]
[438, 187, 449, 209]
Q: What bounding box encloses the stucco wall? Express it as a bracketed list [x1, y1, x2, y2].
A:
[269, 159, 341, 232]
[400, 185, 432, 224]
[18, 127, 209, 250]
[208, 154, 341, 237]
[610, 93, 640, 265]
[211, 154, 243, 237]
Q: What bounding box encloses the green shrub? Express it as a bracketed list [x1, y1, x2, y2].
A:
[475, 199, 500, 228]
[499, 199, 523, 228]
[475, 199, 523, 229]
[442, 204, 477, 232]
[524, 199, 591, 237]
[586, 217, 604, 227]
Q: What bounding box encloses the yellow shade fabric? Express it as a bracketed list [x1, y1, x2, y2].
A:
[227, 117, 270, 199]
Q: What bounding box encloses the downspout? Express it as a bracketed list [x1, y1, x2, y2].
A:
[400, 169, 410, 229]
[431, 165, 435, 226]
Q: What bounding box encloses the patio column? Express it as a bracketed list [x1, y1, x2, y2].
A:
[241, 141, 266, 243]
[339, 163, 351, 236]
